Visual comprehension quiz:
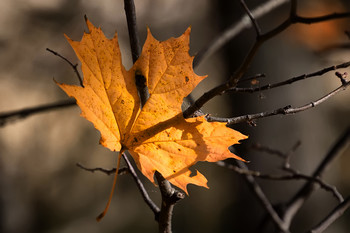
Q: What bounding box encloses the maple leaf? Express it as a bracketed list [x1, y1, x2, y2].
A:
[57, 18, 247, 209]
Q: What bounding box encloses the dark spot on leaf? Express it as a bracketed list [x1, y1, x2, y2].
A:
[121, 100, 125, 104]
[173, 170, 176, 173]
[178, 148, 181, 152]
[185, 76, 189, 82]
[133, 137, 138, 142]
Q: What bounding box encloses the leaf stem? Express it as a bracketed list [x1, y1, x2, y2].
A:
[96, 149, 124, 222]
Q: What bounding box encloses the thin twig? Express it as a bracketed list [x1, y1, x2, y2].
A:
[123, 152, 160, 216]
[239, 0, 261, 36]
[76, 163, 129, 176]
[295, 12, 350, 24]
[229, 61, 350, 93]
[46, 48, 84, 87]
[251, 143, 287, 158]
[234, 161, 290, 233]
[217, 161, 343, 203]
[0, 99, 76, 127]
[307, 197, 350, 233]
[206, 80, 350, 125]
[282, 127, 350, 228]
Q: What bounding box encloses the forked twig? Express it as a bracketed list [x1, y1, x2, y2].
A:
[235, 160, 290, 233]
[155, 172, 185, 233]
[282, 127, 350, 228]
[46, 48, 84, 87]
[206, 79, 350, 125]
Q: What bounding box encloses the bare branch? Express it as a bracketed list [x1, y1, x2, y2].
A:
[186, 2, 350, 118]
[229, 61, 350, 93]
[239, 0, 261, 36]
[252, 141, 343, 201]
[307, 197, 350, 233]
[217, 161, 343, 203]
[193, 0, 290, 67]
[76, 163, 129, 176]
[0, 100, 76, 127]
[295, 12, 350, 24]
[282, 127, 350, 228]
[122, 152, 160, 217]
[46, 48, 84, 87]
[155, 171, 185, 233]
[251, 143, 289, 158]
[124, 0, 149, 109]
[124, 0, 141, 63]
[234, 161, 290, 233]
[206, 80, 350, 125]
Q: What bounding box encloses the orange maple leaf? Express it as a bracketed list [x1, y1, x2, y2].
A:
[57, 19, 247, 219]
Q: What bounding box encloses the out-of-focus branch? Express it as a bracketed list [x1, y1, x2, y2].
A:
[234, 161, 290, 233]
[239, 0, 261, 36]
[282, 127, 350, 228]
[306, 197, 350, 233]
[295, 12, 350, 24]
[217, 162, 343, 203]
[193, 0, 290, 68]
[0, 100, 76, 127]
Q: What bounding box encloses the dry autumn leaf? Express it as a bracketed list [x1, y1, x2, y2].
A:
[57, 18, 247, 218]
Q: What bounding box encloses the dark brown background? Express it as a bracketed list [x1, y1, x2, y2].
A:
[0, 0, 349, 232]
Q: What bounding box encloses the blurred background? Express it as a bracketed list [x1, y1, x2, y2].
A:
[0, 0, 349, 232]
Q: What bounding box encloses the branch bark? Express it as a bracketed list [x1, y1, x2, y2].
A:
[155, 172, 185, 233]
